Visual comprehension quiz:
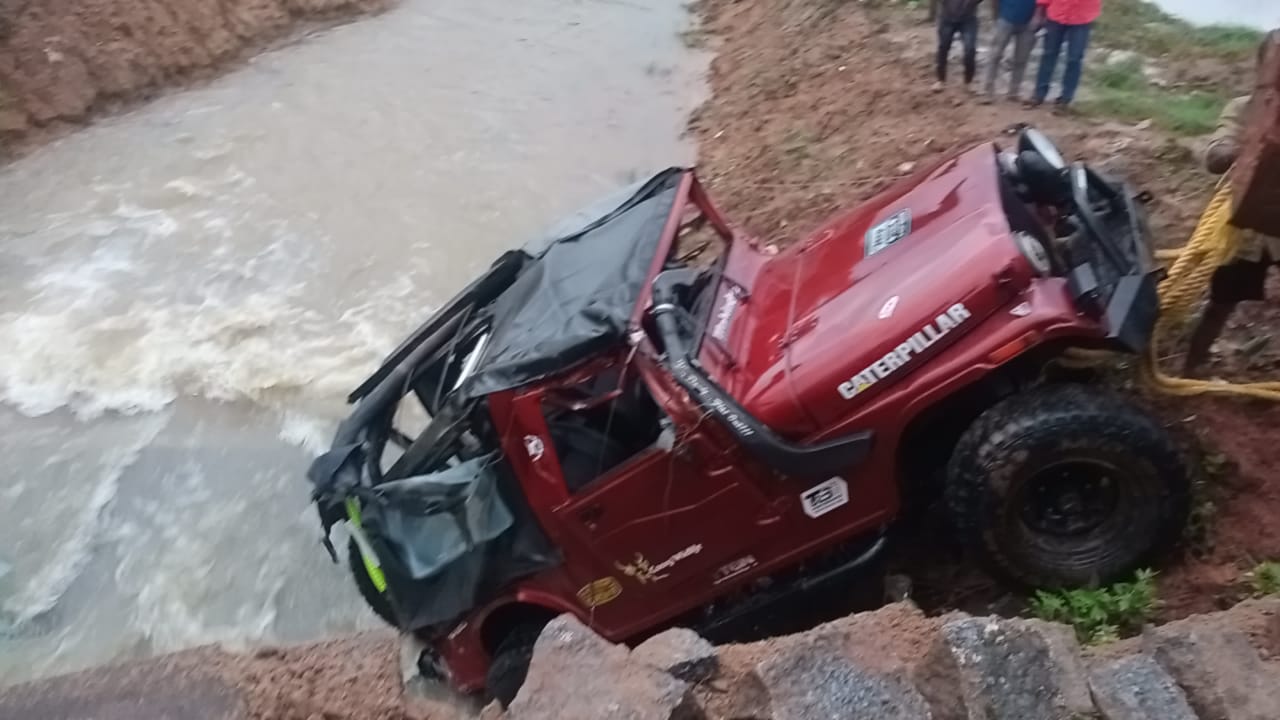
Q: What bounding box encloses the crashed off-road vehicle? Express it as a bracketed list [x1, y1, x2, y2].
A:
[308, 128, 1190, 703]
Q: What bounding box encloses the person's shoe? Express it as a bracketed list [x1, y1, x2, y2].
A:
[1052, 99, 1073, 115]
[931, 80, 945, 93]
[1024, 96, 1045, 108]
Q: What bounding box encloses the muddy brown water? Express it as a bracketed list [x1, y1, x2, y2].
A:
[0, 0, 705, 686]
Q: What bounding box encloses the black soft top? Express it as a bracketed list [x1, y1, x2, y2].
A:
[459, 167, 684, 398]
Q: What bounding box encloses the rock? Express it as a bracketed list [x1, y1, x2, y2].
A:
[633, 628, 720, 683]
[507, 615, 700, 720]
[939, 616, 1096, 720]
[884, 573, 913, 602]
[1019, 619, 1095, 713]
[1088, 654, 1197, 720]
[804, 602, 960, 720]
[1217, 597, 1280, 658]
[1143, 623, 1280, 720]
[1105, 49, 1141, 67]
[697, 603, 947, 720]
[478, 700, 506, 720]
[753, 638, 932, 720]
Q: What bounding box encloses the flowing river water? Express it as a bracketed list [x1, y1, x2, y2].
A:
[0, 0, 705, 685]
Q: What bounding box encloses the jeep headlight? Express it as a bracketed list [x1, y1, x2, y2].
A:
[1014, 231, 1053, 276]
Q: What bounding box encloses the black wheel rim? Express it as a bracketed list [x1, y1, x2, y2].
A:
[1020, 458, 1122, 537]
[1002, 446, 1163, 584]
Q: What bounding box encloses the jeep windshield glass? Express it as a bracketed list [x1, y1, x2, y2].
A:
[671, 208, 732, 356]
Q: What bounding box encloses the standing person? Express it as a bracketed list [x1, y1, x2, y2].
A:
[982, 0, 1040, 103]
[1183, 31, 1280, 377]
[934, 0, 984, 92]
[1028, 0, 1102, 110]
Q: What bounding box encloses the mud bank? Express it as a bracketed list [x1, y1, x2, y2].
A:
[0, 632, 469, 719]
[0, 0, 388, 149]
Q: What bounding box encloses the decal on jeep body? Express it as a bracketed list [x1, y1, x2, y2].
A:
[801, 477, 849, 518]
[523, 434, 545, 461]
[713, 555, 758, 584]
[837, 303, 972, 400]
[577, 577, 623, 608]
[615, 544, 704, 585]
[710, 286, 743, 342]
[865, 209, 912, 257]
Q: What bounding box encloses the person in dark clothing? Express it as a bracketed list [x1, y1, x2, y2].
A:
[982, 0, 1039, 102]
[934, 0, 984, 91]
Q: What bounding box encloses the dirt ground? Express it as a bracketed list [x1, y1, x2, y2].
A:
[0, 0, 386, 154]
[0, 632, 472, 719]
[690, 0, 1280, 620]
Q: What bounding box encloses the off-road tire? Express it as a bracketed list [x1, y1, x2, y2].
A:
[348, 538, 397, 627]
[946, 384, 1190, 588]
[486, 623, 546, 708]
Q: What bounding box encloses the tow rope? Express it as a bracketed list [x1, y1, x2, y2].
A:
[346, 498, 389, 593]
[1069, 181, 1280, 401]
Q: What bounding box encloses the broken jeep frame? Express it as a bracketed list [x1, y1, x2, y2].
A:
[309, 129, 1187, 701]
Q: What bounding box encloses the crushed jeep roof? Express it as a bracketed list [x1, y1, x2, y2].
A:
[461, 167, 683, 397]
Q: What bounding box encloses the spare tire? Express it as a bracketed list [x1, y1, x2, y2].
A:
[946, 384, 1191, 588]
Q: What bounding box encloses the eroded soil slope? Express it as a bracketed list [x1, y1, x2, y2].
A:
[0, 0, 386, 146]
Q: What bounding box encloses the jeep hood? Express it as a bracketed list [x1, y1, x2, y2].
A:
[714, 145, 1027, 431]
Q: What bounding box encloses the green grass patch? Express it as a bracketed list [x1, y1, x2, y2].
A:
[1029, 569, 1160, 645]
[1245, 561, 1280, 597]
[1096, 0, 1264, 62]
[1078, 58, 1228, 135]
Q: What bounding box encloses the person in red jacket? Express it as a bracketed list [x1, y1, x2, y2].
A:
[1029, 0, 1102, 110]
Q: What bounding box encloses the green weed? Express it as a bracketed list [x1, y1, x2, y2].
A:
[1078, 59, 1228, 135]
[1029, 569, 1160, 644]
[1245, 561, 1280, 597]
[1095, 0, 1263, 62]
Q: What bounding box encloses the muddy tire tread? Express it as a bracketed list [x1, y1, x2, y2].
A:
[946, 384, 1190, 588]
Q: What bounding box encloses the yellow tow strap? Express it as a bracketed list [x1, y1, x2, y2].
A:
[346, 498, 389, 593]
[1069, 181, 1280, 401]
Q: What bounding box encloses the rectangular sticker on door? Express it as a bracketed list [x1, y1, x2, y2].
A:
[801, 478, 849, 518]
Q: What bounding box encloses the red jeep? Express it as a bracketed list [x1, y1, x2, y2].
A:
[308, 129, 1190, 704]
